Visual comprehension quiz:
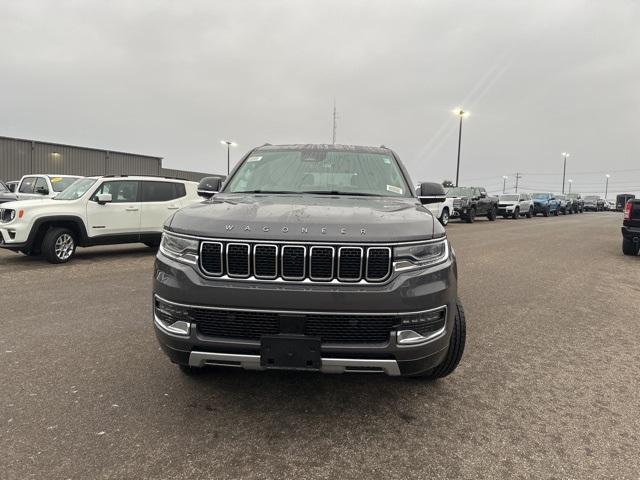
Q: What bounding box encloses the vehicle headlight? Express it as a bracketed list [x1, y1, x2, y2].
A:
[0, 208, 16, 223]
[159, 231, 199, 265]
[393, 239, 449, 271]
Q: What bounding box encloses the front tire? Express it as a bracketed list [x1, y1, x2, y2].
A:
[412, 301, 466, 379]
[622, 238, 640, 256]
[526, 207, 533, 218]
[543, 207, 550, 217]
[464, 208, 476, 223]
[512, 207, 519, 219]
[42, 227, 76, 264]
[487, 206, 497, 221]
[439, 208, 450, 226]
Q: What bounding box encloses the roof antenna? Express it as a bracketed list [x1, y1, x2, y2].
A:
[332, 98, 338, 145]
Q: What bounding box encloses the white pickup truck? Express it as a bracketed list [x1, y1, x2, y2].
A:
[15, 174, 82, 200]
[0, 175, 200, 263]
[416, 182, 454, 226]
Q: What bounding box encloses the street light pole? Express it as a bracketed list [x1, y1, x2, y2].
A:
[605, 174, 610, 199]
[502, 176, 508, 193]
[453, 108, 469, 187]
[220, 140, 236, 175]
[568, 179, 573, 194]
[561, 152, 570, 194]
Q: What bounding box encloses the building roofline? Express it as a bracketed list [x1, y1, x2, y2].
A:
[0, 135, 163, 160]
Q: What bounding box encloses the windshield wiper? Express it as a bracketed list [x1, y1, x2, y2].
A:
[300, 190, 381, 197]
[234, 190, 297, 194]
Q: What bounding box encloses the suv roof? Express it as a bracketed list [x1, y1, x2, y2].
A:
[84, 175, 196, 182]
[254, 144, 391, 154]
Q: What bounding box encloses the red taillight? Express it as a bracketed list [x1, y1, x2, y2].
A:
[624, 201, 632, 220]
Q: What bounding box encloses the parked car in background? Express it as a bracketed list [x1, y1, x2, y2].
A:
[15, 174, 82, 201]
[622, 198, 640, 255]
[446, 186, 498, 223]
[497, 193, 533, 219]
[616, 193, 636, 211]
[604, 199, 616, 211]
[566, 193, 584, 213]
[531, 193, 560, 217]
[416, 182, 454, 226]
[0, 176, 199, 263]
[584, 195, 605, 211]
[5, 180, 19, 193]
[555, 194, 572, 215]
[0, 181, 18, 204]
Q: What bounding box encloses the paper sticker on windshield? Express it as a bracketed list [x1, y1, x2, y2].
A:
[383, 158, 391, 164]
[50, 177, 62, 183]
[387, 185, 403, 194]
[247, 156, 262, 162]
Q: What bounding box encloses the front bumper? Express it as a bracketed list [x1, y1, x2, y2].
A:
[0, 221, 32, 250]
[153, 249, 457, 376]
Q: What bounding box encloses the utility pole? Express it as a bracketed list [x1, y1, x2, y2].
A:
[453, 108, 469, 187]
[332, 99, 338, 145]
[502, 176, 508, 193]
[561, 152, 570, 194]
[605, 174, 610, 199]
[514, 172, 522, 193]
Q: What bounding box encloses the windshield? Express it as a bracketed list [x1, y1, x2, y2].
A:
[54, 178, 97, 200]
[532, 193, 549, 199]
[0, 182, 7, 193]
[49, 176, 81, 192]
[584, 196, 599, 201]
[225, 149, 410, 197]
[500, 195, 519, 201]
[567, 194, 579, 199]
[446, 187, 474, 197]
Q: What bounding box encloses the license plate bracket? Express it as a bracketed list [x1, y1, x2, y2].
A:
[260, 335, 321, 371]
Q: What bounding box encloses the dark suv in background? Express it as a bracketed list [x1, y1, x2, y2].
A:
[154, 144, 466, 379]
[445, 186, 498, 223]
[531, 193, 560, 216]
[566, 193, 584, 213]
[622, 199, 640, 255]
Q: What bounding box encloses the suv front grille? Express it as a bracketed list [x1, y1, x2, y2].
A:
[200, 241, 391, 283]
[191, 308, 395, 343]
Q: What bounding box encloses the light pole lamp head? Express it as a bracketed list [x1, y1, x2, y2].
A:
[502, 175, 508, 179]
[220, 140, 237, 147]
[562, 152, 570, 158]
[606, 174, 610, 178]
[452, 108, 469, 118]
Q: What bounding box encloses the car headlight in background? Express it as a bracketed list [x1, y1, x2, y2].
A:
[0, 208, 16, 223]
[393, 238, 449, 272]
[159, 231, 199, 265]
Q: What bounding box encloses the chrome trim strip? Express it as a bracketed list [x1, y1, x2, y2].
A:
[155, 294, 447, 318]
[396, 325, 446, 345]
[365, 247, 392, 282]
[253, 244, 278, 280]
[309, 245, 334, 281]
[199, 241, 223, 275]
[188, 351, 401, 376]
[392, 240, 449, 273]
[281, 245, 306, 280]
[165, 229, 446, 247]
[337, 246, 363, 282]
[159, 244, 198, 266]
[153, 314, 191, 336]
[226, 242, 251, 278]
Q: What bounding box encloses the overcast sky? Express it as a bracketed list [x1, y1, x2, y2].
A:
[1, 0, 639, 195]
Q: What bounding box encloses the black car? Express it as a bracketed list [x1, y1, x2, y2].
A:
[153, 144, 465, 379]
[622, 199, 640, 255]
[566, 193, 584, 213]
[445, 186, 498, 223]
[0, 181, 18, 204]
[617, 194, 636, 212]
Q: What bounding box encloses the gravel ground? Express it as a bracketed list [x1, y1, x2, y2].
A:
[1, 212, 638, 479]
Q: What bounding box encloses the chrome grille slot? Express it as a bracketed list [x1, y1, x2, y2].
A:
[281, 245, 305, 280]
[200, 242, 223, 275]
[366, 247, 391, 281]
[226, 243, 250, 277]
[254, 244, 277, 279]
[338, 247, 363, 281]
[309, 246, 334, 280]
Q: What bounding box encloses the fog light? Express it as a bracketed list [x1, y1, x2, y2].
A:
[397, 307, 447, 345]
[154, 298, 192, 335]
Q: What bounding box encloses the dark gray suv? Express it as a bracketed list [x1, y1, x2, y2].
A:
[153, 144, 465, 379]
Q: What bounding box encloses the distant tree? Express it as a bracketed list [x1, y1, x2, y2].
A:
[442, 180, 454, 188]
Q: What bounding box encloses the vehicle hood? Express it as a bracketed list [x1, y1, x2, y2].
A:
[532, 198, 549, 204]
[168, 194, 441, 242]
[0, 193, 18, 203]
[0, 198, 61, 209]
[498, 200, 518, 206]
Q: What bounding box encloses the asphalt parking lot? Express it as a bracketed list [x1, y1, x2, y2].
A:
[1, 212, 639, 479]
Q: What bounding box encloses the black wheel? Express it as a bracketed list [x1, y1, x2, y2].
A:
[622, 238, 640, 256]
[439, 208, 450, 226]
[526, 207, 533, 218]
[178, 364, 203, 375]
[554, 208, 559, 216]
[543, 207, 550, 217]
[512, 207, 519, 219]
[42, 227, 76, 264]
[487, 206, 497, 221]
[411, 300, 466, 379]
[464, 208, 476, 223]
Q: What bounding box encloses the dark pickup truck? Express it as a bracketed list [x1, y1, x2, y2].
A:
[622, 199, 640, 256]
[445, 186, 498, 223]
[153, 144, 466, 379]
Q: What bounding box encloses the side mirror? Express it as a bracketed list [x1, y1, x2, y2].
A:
[480, 191, 487, 198]
[416, 182, 445, 204]
[36, 186, 49, 195]
[97, 193, 112, 205]
[197, 177, 222, 198]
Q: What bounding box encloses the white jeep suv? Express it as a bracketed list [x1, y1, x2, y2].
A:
[497, 193, 534, 219]
[0, 176, 200, 263]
